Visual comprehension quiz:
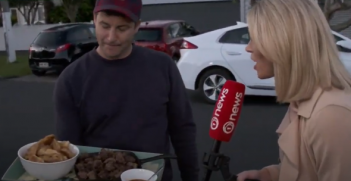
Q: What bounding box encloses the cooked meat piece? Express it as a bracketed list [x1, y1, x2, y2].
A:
[98, 170, 109, 179]
[124, 155, 136, 163]
[86, 161, 94, 170]
[87, 171, 97, 180]
[99, 149, 109, 161]
[105, 162, 115, 171]
[93, 159, 103, 170]
[109, 170, 122, 178]
[107, 150, 114, 157]
[115, 152, 126, 164]
[77, 171, 88, 179]
[78, 153, 89, 162]
[104, 157, 116, 164]
[94, 155, 101, 160]
[85, 157, 94, 163]
[75, 163, 85, 171]
[116, 163, 128, 171]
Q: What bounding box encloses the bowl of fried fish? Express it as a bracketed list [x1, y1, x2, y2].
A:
[17, 134, 79, 180]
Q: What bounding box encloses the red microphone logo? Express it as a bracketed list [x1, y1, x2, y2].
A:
[210, 88, 229, 131]
[209, 81, 245, 142]
[223, 121, 235, 134]
[210, 117, 219, 130]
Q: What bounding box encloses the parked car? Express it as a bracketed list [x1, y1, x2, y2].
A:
[29, 23, 97, 76]
[177, 22, 351, 104]
[134, 20, 200, 63]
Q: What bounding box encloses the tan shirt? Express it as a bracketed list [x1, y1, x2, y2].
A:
[261, 87, 351, 181]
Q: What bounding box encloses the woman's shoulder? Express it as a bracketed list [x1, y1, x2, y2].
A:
[312, 88, 351, 115]
[306, 88, 351, 131]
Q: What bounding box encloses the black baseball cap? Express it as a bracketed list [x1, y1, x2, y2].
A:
[94, 0, 142, 22]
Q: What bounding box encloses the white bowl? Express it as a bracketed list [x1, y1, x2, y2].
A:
[18, 142, 79, 180]
[121, 169, 158, 181]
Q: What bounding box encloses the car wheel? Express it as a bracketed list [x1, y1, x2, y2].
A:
[198, 68, 234, 104]
[32, 70, 46, 76]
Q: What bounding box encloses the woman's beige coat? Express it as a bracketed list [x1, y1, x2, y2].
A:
[261, 87, 351, 181]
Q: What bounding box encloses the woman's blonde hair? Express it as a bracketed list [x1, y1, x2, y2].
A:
[247, 0, 351, 103]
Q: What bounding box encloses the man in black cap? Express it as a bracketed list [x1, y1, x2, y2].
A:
[54, 0, 199, 181]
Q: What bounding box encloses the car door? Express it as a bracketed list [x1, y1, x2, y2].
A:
[220, 27, 275, 89]
[333, 33, 351, 74]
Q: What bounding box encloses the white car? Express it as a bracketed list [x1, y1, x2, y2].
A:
[177, 22, 351, 104]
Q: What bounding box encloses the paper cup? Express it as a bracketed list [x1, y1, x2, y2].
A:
[120, 169, 158, 181]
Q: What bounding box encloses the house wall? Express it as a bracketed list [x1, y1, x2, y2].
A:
[141, 1, 241, 32]
[0, 1, 241, 51]
[240, 0, 351, 38]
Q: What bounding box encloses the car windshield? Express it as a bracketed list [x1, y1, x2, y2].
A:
[33, 31, 66, 46]
[134, 28, 162, 42]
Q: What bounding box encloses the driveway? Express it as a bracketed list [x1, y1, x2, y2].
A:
[0, 80, 287, 181]
[12, 74, 57, 83]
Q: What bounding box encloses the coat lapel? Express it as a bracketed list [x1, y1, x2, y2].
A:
[277, 105, 300, 180]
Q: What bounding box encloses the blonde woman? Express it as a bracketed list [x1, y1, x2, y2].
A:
[237, 0, 351, 181]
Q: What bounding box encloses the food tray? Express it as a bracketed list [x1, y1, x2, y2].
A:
[1, 146, 164, 181]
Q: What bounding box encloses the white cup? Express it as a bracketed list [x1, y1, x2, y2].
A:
[120, 169, 158, 181]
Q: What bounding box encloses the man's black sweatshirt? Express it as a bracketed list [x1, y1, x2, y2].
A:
[54, 46, 199, 181]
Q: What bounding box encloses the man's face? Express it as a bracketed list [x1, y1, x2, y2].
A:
[94, 12, 140, 59]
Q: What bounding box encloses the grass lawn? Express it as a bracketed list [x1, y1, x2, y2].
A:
[0, 54, 31, 78]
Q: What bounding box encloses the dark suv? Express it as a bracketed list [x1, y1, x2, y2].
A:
[29, 23, 97, 76]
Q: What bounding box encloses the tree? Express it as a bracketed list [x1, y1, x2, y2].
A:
[60, 0, 85, 22]
[248, 0, 351, 32]
[43, 0, 54, 23]
[9, 0, 40, 25]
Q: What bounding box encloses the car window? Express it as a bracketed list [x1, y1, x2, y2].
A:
[219, 27, 250, 44]
[178, 22, 195, 37]
[33, 31, 66, 46]
[169, 23, 181, 38]
[167, 27, 174, 39]
[333, 34, 344, 42]
[135, 28, 163, 42]
[67, 27, 91, 42]
[88, 26, 96, 37]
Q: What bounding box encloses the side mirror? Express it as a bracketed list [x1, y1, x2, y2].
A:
[336, 40, 351, 50]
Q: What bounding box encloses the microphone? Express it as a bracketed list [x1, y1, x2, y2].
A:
[202, 81, 259, 181]
[209, 80, 244, 143]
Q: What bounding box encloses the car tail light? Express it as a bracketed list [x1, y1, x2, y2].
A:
[155, 43, 167, 51]
[181, 40, 198, 49]
[56, 44, 71, 53]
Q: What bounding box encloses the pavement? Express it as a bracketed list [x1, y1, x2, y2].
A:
[0, 76, 288, 181]
[11, 74, 57, 83]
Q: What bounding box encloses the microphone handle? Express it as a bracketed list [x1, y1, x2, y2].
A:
[203, 141, 222, 181]
[203, 141, 261, 181]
